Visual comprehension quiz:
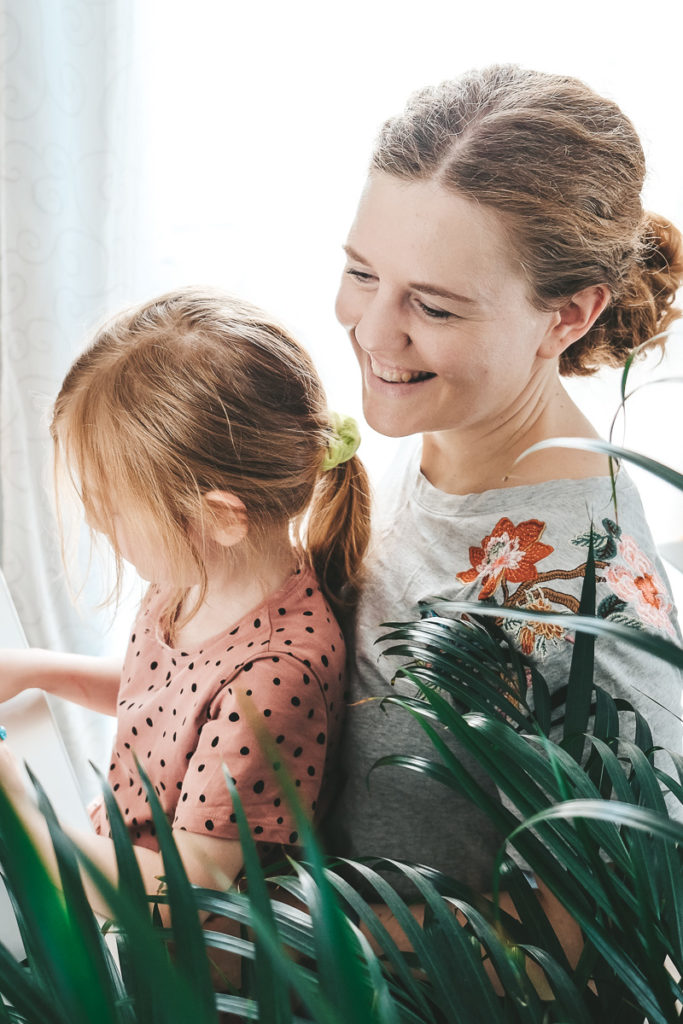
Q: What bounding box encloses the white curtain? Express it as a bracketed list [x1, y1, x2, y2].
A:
[0, 0, 140, 798]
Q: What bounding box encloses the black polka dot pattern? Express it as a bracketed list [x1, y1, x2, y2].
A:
[90, 567, 346, 851]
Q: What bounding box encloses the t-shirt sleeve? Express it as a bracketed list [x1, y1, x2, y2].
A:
[172, 653, 331, 844]
[451, 505, 682, 756]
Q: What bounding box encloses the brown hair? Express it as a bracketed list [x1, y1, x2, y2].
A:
[371, 64, 683, 375]
[51, 288, 371, 630]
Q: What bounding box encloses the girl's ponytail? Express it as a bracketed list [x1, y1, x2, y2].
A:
[305, 416, 371, 615]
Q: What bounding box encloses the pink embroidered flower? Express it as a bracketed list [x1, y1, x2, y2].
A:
[606, 534, 676, 638]
[457, 517, 554, 600]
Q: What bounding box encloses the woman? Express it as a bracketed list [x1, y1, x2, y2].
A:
[325, 64, 683, 900]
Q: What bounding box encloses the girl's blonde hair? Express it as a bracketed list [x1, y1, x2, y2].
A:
[372, 64, 683, 375]
[51, 288, 371, 629]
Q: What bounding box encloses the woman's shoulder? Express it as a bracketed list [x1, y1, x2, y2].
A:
[360, 462, 679, 648]
[416, 465, 634, 513]
[442, 472, 679, 658]
[371, 436, 643, 523]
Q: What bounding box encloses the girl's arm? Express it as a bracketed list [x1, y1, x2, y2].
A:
[0, 740, 244, 921]
[62, 819, 244, 922]
[0, 649, 122, 717]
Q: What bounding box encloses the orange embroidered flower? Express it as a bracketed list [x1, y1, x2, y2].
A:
[457, 517, 554, 600]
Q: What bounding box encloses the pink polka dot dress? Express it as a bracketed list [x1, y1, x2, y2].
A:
[89, 566, 346, 850]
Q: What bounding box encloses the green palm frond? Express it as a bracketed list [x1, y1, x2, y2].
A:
[521, 435, 683, 493]
[1, 497, 683, 1022]
[374, 531, 683, 1023]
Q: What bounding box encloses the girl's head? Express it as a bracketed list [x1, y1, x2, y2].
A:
[345, 63, 682, 380]
[52, 288, 370, 620]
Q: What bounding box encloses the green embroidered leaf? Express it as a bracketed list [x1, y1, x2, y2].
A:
[602, 516, 622, 540]
[597, 594, 627, 619]
[571, 528, 616, 560]
[607, 612, 645, 630]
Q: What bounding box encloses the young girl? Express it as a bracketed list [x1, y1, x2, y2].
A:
[0, 287, 370, 906]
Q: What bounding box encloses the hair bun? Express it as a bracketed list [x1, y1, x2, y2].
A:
[564, 210, 683, 375]
[640, 211, 683, 321]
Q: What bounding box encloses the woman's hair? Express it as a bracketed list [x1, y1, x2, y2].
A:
[371, 64, 683, 375]
[51, 288, 371, 629]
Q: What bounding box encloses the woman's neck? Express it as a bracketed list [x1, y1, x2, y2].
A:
[172, 527, 297, 650]
[420, 378, 610, 495]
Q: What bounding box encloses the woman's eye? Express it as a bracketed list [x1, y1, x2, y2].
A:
[416, 299, 455, 320]
[346, 268, 375, 283]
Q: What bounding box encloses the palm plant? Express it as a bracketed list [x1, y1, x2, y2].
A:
[376, 577, 683, 1023]
[0, 348, 681, 1022]
[1, 529, 680, 1022]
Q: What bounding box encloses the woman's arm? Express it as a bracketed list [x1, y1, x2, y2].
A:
[365, 884, 583, 996]
[0, 649, 122, 716]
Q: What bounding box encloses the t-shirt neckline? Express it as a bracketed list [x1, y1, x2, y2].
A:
[408, 441, 631, 516]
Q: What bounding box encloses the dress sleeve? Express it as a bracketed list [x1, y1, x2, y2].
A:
[172, 653, 331, 844]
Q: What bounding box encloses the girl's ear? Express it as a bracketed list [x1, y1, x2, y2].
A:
[537, 284, 611, 359]
[202, 490, 248, 548]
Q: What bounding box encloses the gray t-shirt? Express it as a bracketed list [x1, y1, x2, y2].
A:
[325, 442, 683, 895]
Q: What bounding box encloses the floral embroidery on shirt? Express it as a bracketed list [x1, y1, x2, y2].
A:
[605, 533, 676, 639]
[571, 517, 675, 635]
[456, 517, 554, 600]
[501, 585, 567, 657]
[455, 514, 677, 662]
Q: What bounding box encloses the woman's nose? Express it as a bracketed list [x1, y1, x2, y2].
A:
[354, 290, 409, 355]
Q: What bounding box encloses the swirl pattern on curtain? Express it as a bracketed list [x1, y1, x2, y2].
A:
[0, 0, 140, 797]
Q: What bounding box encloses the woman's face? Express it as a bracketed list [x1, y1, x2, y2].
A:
[335, 173, 560, 440]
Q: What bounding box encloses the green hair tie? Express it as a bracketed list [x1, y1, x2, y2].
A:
[321, 413, 361, 471]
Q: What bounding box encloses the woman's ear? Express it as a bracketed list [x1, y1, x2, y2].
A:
[202, 490, 248, 548]
[537, 284, 611, 359]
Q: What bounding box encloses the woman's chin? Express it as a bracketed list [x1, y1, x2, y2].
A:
[362, 403, 420, 439]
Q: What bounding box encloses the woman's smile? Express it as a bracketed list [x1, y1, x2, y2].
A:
[367, 355, 436, 386]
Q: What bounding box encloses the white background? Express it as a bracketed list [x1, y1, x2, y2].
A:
[125, 0, 683, 547]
